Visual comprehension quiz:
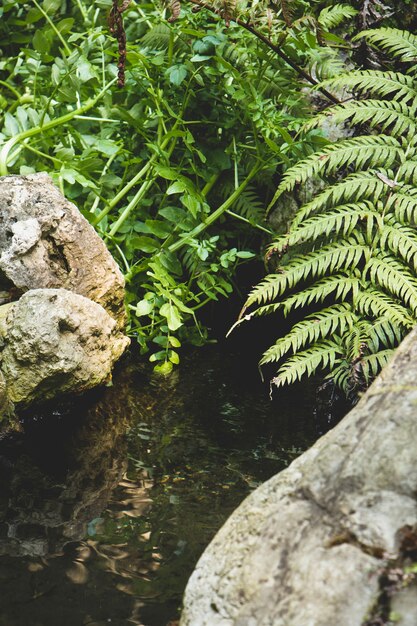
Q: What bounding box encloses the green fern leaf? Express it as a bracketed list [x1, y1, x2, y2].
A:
[360, 349, 394, 382]
[355, 288, 414, 329]
[283, 275, 360, 313]
[271, 202, 382, 254]
[238, 28, 417, 395]
[387, 187, 417, 224]
[306, 100, 417, 139]
[320, 70, 417, 103]
[260, 304, 356, 365]
[355, 28, 417, 64]
[367, 317, 403, 351]
[243, 240, 369, 311]
[221, 182, 265, 224]
[269, 135, 400, 207]
[242, 275, 360, 321]
[318, 3, 358, 30]
[367, 253, 417, 313]
[378, 218, 417, 270]
[290, 172, 387, 226]
[329, 361, 353, 394]
[395, 159, 417, 186]
[271, 341, 342, 387]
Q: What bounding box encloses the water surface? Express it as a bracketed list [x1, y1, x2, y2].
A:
[0, 344, 346, 626]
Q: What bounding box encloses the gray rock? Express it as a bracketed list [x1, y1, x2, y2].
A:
[181, 327, 417, 626]
[0, 173, 126, 327]
[0, 289, 129, 407]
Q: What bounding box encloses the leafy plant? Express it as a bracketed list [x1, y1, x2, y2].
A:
[0, 0, 364, 372]
[235, 28, 417, 395]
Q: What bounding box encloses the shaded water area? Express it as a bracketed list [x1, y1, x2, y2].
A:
[0, 343, 347, 626]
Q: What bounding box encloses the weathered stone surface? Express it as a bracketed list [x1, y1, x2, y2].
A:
[0, 289, 129, 407]
[181, 327, 417, 626]
[0, 173, 126, 326]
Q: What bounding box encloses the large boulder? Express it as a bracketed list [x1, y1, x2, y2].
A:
[0, 173, 126, 327]
[0, 289, 129, 408]
[181, 328, 417, 626]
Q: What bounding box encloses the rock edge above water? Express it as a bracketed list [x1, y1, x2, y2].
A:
[181, 327, 417, 626]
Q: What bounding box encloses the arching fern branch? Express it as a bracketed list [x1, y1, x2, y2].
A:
[235, 27, 417, 396]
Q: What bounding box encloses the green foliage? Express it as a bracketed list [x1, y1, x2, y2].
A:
[239, 27, 417, 395]
[0, 0, 353, 372]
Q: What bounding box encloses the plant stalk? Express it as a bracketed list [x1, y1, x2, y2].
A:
[0, 78, 117, 176]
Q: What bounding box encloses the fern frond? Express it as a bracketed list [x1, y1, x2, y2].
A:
[356, 28, 417, 64]
[329, 361, 352, 394]
[395, 158, 417, 186]
[306, 100, 417, 139]
[307, 49, 347, 82]
[260, 304, 356, 365]
[283, 274, 360, 313]
[387, 187, 417, 224]
[271, 341, 342, 387]
[318, 3, 358, 30]
[140, 23, 187, 51]
[378, 218, 417, 270]
[320, 71, 417, 104]
[243, 240, 369, 311]
[270, 135, 400, 204]
[355, 288, 414, 329]
[243, 275, 360, 321]
[366, 316, 403, 351]
[271, 202, 381, 255]
[221, 182, 265, 224]
[343, 321, 368, 362]
[360, 349, 394, 382]
[367, 253, 417, 313]
[290, 172, 387, 226]
[240, 28, 417, 396]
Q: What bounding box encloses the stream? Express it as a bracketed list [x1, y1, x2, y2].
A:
[0, 342, 347, 626]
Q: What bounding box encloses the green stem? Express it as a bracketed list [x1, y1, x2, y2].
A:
[168, 29, 174, 67]
[92, 149, 161, 226]
[94, 85, 193, 230]
[201, 172, 220, 197]
[0, 80, 22, 100]
[225, 209, 274, 235]
[32, 0, 71, 55]
[167, 164, 261, 253]
[23, 142, 63, 165]
[74, 0, 89, 23]
[108, 177, 155, 237]
[0, 78, 117, 176]
[90, 152, 119, 214]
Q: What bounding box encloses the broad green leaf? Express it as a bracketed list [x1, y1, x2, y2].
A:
[181, 193, 200, 218]
[136, 299, 154, 317]
[166, 64, 187, 86]
[33, 29, 51, 54]
[167, 181, 188, 195]
[160, 302, 182, 331]
[4, 113, 19, 137]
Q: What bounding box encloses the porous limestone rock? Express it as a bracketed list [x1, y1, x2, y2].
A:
[181, 327, 417, 626]
[0, 289, 129, 407]
[0, 173, 126, 327]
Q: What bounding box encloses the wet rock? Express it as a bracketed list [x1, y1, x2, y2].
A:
[0, 173, 126, 327]
[0, 289, 129, 407]
[181, 327, 417, 626]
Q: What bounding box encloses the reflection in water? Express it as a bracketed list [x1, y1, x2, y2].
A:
[0, 346, 347, 626]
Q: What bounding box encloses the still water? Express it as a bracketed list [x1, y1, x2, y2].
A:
[0, 344, 346, 626]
